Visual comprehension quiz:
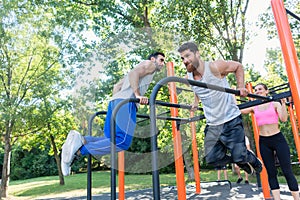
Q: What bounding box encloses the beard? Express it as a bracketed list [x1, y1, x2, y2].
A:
[155, 61, 162, 71]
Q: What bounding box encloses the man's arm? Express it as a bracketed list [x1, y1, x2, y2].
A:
[191, 93, 200, 111]
[211, 60, 248, 97]
[128, 60, 156, 104]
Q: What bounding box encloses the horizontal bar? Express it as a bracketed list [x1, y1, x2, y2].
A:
[286, 8, 300, 21]
[155, 76, 271, 101]
[185, 78, 271, 100]
[238, 91, 291, 110]
[156, 100, 203, 111]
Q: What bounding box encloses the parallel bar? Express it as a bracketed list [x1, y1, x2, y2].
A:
[150, 83, 162, 200]
[268, 82, 289, 92]
[156, 76, 271, 101]
[87, 111, 107, 200]
[156, 100, 203, 111]
[190, 111, 201, 194]
[237, 91, 291, 110]
[286, 8, 300, 21]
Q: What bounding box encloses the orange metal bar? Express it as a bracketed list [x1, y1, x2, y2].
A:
[167, 62, 186, 200]
[118, 151, 125, 200]
[288, 103, 300, 163]
[271, 0, 300, 129]
[190, 111, 201, 194]
[246, 83, 271, 199]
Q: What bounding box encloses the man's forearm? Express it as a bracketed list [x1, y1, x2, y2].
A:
[235, 65, 245, 89]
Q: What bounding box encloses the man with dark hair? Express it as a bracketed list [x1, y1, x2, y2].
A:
[178, 42, 262, 175]
[61, 52, 165, 176]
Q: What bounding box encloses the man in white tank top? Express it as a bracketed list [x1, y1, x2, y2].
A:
[61, 52, 165, 176]
[178, 42, 262, 175]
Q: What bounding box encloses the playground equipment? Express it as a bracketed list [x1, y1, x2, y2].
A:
[85, 0, 300, 199]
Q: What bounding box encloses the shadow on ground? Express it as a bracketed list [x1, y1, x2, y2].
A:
[36, 183, 296, 200]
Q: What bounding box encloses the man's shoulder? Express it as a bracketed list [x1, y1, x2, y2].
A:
[209, 60, 226, 67]
[131, 60, 156, 75]
[136, 60, 154, 69]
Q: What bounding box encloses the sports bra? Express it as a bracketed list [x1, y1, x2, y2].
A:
[254, 102, 278, 126]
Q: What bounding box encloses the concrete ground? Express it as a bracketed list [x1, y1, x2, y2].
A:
[36, 182, 297, 200]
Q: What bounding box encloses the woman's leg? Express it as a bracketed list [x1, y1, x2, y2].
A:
[274, 133, 299, 197]
[259, 136, 280, 191]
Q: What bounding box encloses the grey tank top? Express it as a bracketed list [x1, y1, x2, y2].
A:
[187, 62, 241, 125]
[110, 72, 155, 103]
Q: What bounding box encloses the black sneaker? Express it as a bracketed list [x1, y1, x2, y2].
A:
[245, 180, 249, 184]
[248, 150, 263, 174]
[236, 177, 243, 184]
[252, 157, 263, 174]
[236, 162, 254, 175]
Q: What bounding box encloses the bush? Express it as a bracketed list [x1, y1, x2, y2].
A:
[10, 146, 58, 180]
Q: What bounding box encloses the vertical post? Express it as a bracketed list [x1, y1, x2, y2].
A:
[87, 155, 92, 200]
[118, 151, 125, 200]
[246, 83, 271, 199]
[166, 62, 186, 200]
[149, 86, 160, 200]
[87, 111, 107, 200]
[87, 113, 97, 200]
[190, 111, 201, 194]
[271, 0, 300, 129]
[287, 103, 300, 163]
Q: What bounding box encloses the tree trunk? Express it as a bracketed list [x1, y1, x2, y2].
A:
[49, 134, 65, 185]
[1, 123, 12, 198]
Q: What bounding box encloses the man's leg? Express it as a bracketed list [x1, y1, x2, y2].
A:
[204, 124, 231, 167]
[221, 115, 262, 174]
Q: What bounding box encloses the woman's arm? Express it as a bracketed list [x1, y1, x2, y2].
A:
[275, 99, 288, 122]
[240, 107, 254, 114]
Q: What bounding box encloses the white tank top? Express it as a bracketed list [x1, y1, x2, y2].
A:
[187, 62, 241, 125]
[111, 71, 155, 102]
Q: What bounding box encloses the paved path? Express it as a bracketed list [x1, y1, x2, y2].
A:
[36, 182, 296, 200]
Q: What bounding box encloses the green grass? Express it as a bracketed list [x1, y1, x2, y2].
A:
[8, 170, 300, 199]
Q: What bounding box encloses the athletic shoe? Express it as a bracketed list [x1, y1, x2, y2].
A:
[61, 154, 81, 176]
[251, 157, 263, 174]
[62, 130, 84, 164]
[61, 130, 84, 176]
[236, 162, 254, 175]
[245, 180, 249, 184]
[248, 150, 263, 174]
[61, 160, 71, 176]
[236, 177, 243, 184]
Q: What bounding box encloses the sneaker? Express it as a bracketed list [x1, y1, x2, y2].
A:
[61, 154, 81, 176]
[248, 150, 263, 174]
[236, 162, 254, 175]
[251, 157, 263, 174]
[62, 130, 84, 164]
[61, 161, 71, 176]
[245, 180, 249, 184]
[236, 177, 243, 184]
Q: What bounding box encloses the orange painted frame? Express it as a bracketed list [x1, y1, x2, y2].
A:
[271, 0, 300, 129]
[167, 62, 187, 199]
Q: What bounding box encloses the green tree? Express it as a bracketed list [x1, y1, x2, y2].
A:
[0, 1, 96, 197]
